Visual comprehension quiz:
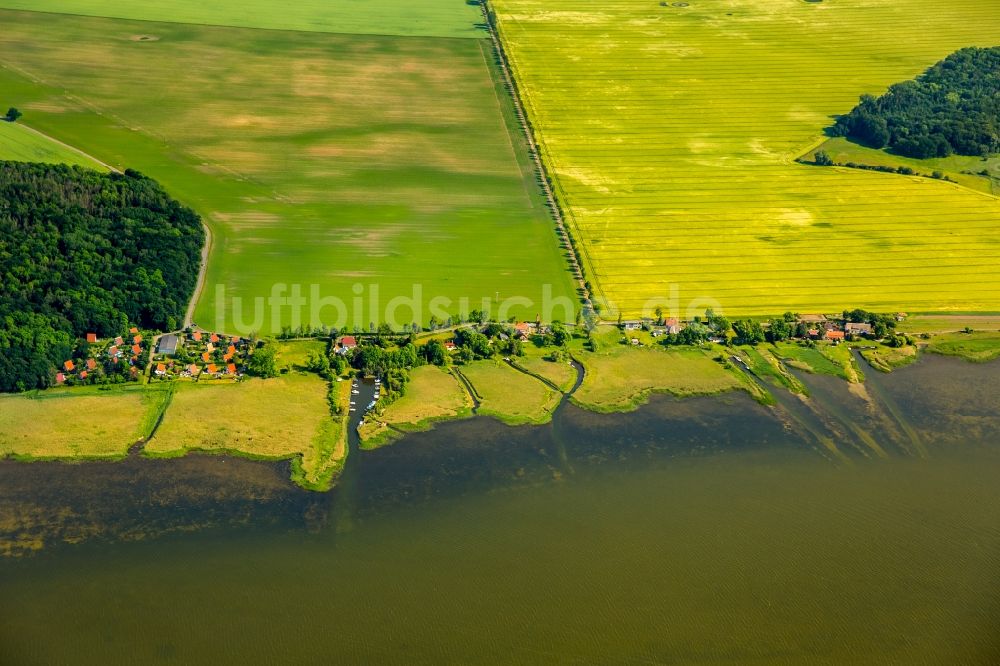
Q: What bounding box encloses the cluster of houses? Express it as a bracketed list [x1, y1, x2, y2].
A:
[56, 328, 147, 385]
[621, 312, 907, 344]
[150, 329, 250, 380]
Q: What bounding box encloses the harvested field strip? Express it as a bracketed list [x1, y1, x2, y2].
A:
[0, 0, 485, 39]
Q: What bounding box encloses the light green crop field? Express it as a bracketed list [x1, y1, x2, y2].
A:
[0, 120, 106, 168]
[0, 0, 485, 39]
[0, 10, 575, 334]
[493, 0, 1000, 317]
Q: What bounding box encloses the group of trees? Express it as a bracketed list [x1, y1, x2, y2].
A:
[0, 163, 204, 391]
[831, 47, 1000, 158]
[843, 309, 898, 339]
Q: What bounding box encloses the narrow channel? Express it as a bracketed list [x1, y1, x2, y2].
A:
[330, 376, 378, 533]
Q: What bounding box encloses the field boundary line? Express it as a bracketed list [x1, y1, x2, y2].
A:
[476, 38, 534, 208]
[185, 222, 213, 328]
[12, 121, 120, 173]
[481, 0, 594, 318]
[793, 139, 999, 201]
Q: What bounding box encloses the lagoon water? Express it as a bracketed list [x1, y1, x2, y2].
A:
[1, 355, 999, 664]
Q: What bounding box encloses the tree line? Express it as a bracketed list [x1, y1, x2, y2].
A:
[831, 47, 999, 159]
[0, 162, 204, 392]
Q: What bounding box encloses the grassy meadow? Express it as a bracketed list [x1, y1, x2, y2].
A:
[359, 365, 473, 447]
[571, 345, 741, 413]
[0, 0, 485, 39]
[925, 332, 1000, 363]
[459, 360, 561, 425]
[512, 349, 578, 392]
[0, 9, 575, 333]
[493, 0, 1000, 316]
[0, 121, 106, 168]
[145, 374, 346, 489]
[0, 385, 171, 460]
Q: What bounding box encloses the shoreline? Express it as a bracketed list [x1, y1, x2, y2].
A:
[3, 327, 999, 489]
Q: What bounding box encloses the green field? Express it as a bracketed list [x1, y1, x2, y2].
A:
[0, 385, 171, 460]
[0, 120, 106, 168]
[493, 0, 1000, 317]
[0, 0, 485, 39]
[0, 9, 575, 334]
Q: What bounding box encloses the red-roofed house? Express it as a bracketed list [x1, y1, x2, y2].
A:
[339, 336, 357, 353]
[226, 363, 237, 375]
[825, 330, 845, 342]
[55, 373, 66, 384]
[444, 341, 457, 351]
[108, 346, 120, 357]
[133, 335, 142, 344]
[86, 358, 97, 370]
[114, 336, 124, 346]
[187, 364, 200, 375]
[132, 344, 141, 355]
[223, 353, 233, 362]
[64, 360, 75, 372]
[210, 333, 220, 343]
[79, 370, 88, 379]
[207, 363, 218, 375]
[155, 363, 167, 376]
[226, 345, 236, 355]
[192, 331, 202, 342]
[202, 352, 211, 362]
[129, 327, 139, 334]
[86, 333, 98, 343]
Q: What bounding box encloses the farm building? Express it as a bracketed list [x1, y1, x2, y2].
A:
[338, 336, 358, 353]
[845, 322, 873, 336]
[825, 330, 845, 342]
[157, 335, 180, 355]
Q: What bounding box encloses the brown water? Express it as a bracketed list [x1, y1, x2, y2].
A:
[0, 355, 998, 664]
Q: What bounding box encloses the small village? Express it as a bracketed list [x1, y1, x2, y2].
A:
[56, 327, 252, 386]
[149, 329, 251, 382]
[52, 309, 909, 389]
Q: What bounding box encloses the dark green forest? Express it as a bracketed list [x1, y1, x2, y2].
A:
[832, 46, 999, 158]
[0, 162, 204, 392]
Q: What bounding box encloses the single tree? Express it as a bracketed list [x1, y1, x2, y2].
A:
[5, 107, 22, 122]
[813, 150, 833, 166]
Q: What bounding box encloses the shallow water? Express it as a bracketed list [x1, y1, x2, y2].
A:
[1, 355, 998, 664]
